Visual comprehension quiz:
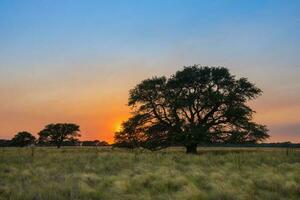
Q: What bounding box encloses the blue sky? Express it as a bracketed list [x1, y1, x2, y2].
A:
[0, 0, 300, 142]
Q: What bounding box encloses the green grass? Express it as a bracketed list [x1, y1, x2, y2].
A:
[0, 147, 300, 200]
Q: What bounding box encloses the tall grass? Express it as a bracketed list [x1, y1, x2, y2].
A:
[0, 147, 299, 200]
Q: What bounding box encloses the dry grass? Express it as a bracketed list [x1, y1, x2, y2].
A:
[0, 147, 299, 200]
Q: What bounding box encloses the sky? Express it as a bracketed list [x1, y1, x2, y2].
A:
[0, 0, 300, 143]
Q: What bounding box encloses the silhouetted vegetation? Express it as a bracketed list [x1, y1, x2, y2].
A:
[114, 114, 146, 148]
[0, 139, 10, 147]
[81, 140, 109, 146]
[0, 128, 109, 147]
[115, 66, 269, 153]
[203, 141, 300, 148]
[9, 131, 36, 147]
[38, 123, 81, 148]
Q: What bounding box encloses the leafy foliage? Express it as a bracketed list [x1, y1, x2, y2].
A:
[38, 123, 80, 148]
[10, 131, 36, 147]
[114, 114, 149, 148]
[115, 65, 269, 153]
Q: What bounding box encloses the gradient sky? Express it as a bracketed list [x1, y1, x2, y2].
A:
[1, 0, 300, 143]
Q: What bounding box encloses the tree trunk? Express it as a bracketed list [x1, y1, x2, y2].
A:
[185, 143, 197, 154]
[57, 138, 63, 148]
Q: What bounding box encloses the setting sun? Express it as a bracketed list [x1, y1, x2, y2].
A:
[1, 1, 300, 199]
[114, 122, 122, 132]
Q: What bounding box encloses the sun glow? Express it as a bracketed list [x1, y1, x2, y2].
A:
[114, 122, 122, 132]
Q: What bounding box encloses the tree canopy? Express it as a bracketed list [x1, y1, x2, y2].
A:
[10, 131, 36, 147]
[38, 123, 80, 148]
[81, 140, 109, 146]
[115, 65, 269, 153]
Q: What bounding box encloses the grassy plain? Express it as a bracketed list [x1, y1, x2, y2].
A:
[0, 147, 299, 200]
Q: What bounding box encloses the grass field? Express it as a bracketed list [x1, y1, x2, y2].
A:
[0, 147, 300, 200]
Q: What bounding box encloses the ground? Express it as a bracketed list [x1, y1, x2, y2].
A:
[0, 147, 299, 200]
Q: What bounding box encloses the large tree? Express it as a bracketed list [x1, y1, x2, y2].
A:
[115, 66, 269, 153]
[38, 123, 80, 148]
[114, 114, 148, 148]
[10, 131, 36, 147]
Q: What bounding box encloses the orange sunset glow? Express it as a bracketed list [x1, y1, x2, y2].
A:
[0, 0, 299, 143]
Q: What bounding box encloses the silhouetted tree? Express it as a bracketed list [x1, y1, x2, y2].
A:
[99, 141, 109, 146]
[38, 123, 80, 148]
[81, 140, 99, 146]
[115, 65, 269, 153]
[114, 114, 148, 148]
[10, 131, 36, 147]
[61, 139, 80, 146]
[0, 139, 10, 147]
[81, 140, 109, 146]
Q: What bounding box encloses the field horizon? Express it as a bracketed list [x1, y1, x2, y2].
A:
[1, 147, 300, 200]
[1, 1, 300, 199]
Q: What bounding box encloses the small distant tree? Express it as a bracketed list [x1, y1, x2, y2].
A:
[115, 65, 269, 153]
[10, 131, 36, 147]
[38, 123, 80, 148]
[98, 141, 109, 146]
[81, 140, 109, 146]
[0, 139, 10, 147]
[82, 140, 100, 146]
